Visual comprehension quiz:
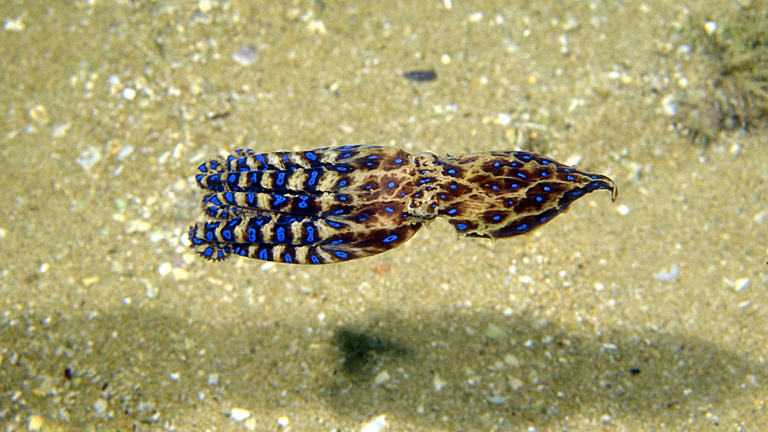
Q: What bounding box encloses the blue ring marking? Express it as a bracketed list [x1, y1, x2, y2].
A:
[447, 169, 456, 174]
[492, 215, 502, 221]
[440, 194, 447, 199]
[341, 152, 352, 159]
[273, 195, 287, 206]
[306, 226, 314, 242]
[224, 192, 234, 204]
[237, 157, 247, 165]
[567, 175, 575, 181]
[210, 196, 223, 206]
[564, 168, 572, 172]
[328, 221, 342, 228]
[334, 251, 348, 259]
[258, 249, 268, 260]
[590, 175, 601, 179]
[394, 158, 403, 164]
[221, 229, 232, 241]
[571, 190, 583, 197]
[387, 181, 396, 188]
[227, 218, 240, 227]
[493, 161, 501, 167]
[516, 224, 528, 231]
[543, 186, 551, 191]
[517, 173, 527, 179]
[334, 209, 345, 215]
[457, 223, 467, 230]
[339, 144, 356, 149]
[298, 200, 308, 209]
[235, 247, 247, 256]
[308, 171, 319, 186]
[541, 160, 550, 165]
[310, 254, 320, 264]
[419, 178, 432, 184]
[385, 206, 394, 213]
[368, 155, 378, 159]
[400, 192, 406, 197]
[209, 173, 220, 183]
[195, 174, 205, 183]
[198, 163, 208, 173]
[331, 239, 344, 245]
[216, 249, 226, 260]
[491, 185, 499, 190]
[338, 195, 347, 201]
[283, 253, 292, 263]
[248, 227, 257, 242]
[450, 184, 457, 189]
[382, 234, 398, 243]
[535, 196, 543, 202]
[507, 200, 515, 206]
[447, 208, 457, 215]
[276, 172, 286, 186]
[540, 216, 548, 222]
[247, 192, 256, 204]
[338, 180, 348, 187]
[276, 227, 285, 242]
[255, 154, 267, 167]
[336, 166, 348, 172]
[227, 155, 236, 162]
[228, 173, 237, 184]
[203, 247, 214, 257]
[540, 172, 548, 177]
[365, 185, 373, 190]
[205, 207, 218, 217]
[512, 183, 519, 188]
[210, 160, 219, 168]
[305, 151, 317, 160]
[518, 153, 532, 161]
[283, 155, 291, 163]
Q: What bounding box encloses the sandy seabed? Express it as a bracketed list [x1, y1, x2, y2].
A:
[1, 1, 766, 431]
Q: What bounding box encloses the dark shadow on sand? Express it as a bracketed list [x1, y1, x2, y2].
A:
[2, 302, 764, 430]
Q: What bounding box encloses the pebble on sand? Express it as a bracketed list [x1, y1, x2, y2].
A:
[360, 415, 387, 432]
[233, 44, 259, 66]
[28, 416, 44, 431]
[230, 408, 251, 422]
[652, 264, 679, 282]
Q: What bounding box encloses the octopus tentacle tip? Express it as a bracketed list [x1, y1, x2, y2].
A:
[187, 145, 617, 264]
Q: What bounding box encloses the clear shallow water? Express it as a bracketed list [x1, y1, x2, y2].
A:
[1, 1, 766, 430]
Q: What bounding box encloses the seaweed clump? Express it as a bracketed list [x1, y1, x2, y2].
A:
[672, 1, 768, 143]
